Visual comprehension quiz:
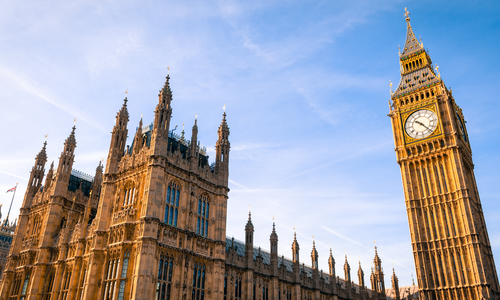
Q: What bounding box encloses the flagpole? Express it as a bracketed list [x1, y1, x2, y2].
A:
[6, 182, 17, 224]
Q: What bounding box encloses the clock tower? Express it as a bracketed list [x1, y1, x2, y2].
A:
[389, 9, 500, 300]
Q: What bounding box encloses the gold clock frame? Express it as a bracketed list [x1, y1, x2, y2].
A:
[400, 103, 443, 145]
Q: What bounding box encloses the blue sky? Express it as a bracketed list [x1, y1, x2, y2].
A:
[1, 0, 500, 287]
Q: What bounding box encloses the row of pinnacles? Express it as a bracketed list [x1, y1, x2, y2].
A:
[224, 210, 413, 300]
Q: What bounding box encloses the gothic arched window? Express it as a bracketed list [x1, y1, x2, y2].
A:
[197, 194, 210, 237]
[123, 183, 136, 208]
[156, 254, 173, 300]
[116, 251, 130, 300]
[61, 269, 71, 300]
[191, 262, 206, 300]
[224, 274, 228, 300]
[103, 256, 121, 300]
[262, 282, 269, 300]
[235, 275, 242, 299]
[164, 182, 180, 226]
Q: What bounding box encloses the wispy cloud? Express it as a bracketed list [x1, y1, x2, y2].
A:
[0, 65, 105, 131]
[0, 170, 28, 181]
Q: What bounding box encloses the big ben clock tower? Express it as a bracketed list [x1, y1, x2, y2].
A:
[389, 9, 500, 300]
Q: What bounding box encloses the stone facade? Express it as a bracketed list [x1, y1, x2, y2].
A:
[389, 10, 500, 300]
[0, 74, 394, 300]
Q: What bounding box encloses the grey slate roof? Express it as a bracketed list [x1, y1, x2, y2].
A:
[401, 20, 423, 57]
[392, 65, 440, 98]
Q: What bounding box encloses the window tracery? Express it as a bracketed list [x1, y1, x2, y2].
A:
[164, 182, 180, 226]
[103, 255, 120, 300]
[191, 262, 206, 300]
[234, 275, 242, 299]
[61, 268, 71, 300]
[122, 183, 136, 208]
[197, 194, 209, 237]
[156, 254, 173, 300]
[117, 251, 130, 300]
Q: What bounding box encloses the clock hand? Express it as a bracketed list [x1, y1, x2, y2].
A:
[415, 120, 432, 131]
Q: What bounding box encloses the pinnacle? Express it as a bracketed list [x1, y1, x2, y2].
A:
[159, 74, 173, 101]
[66, 125, 77, 145]
[138, 117, 143, 130]
[118, 97, 129, 119]
[220, 112, 229, 131]
[96, 160, 103, 172]
[37, 140, 48, 160]
[163, 74, 171, 90]
[401, 8, 423, 56]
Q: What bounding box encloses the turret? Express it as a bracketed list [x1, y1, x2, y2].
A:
[133, 117, 144, 154]
[328, 247, 337, 294]
[54, 126, 77, 194]
[391, 268, 400, 300]
[292, 230, 300, 264]
[344, 255, 351, 282]
[81, 191, 94, 239]
[151, 75, 173, 157]
[358, 261, 365, 287]
[91, 161, 103, 196]
[215, 111, 230, 185]
[44, 161, 55, 190]
[245, 210, 254, 268]
[311, 238, 319, 289]
[344, 255, 352, 298]
[189, 118, 199, 160]
[292, 229, 300, 282]
[328, 248, 335, 277]
[106, 98, 129, 174]
[373, 246, 386, 299]
[22, 141, 48, 208]
[270, 220, 278, 275]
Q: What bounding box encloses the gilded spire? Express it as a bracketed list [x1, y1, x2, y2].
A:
[401, 7, 424, 56]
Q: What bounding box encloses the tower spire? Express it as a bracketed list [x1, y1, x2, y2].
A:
[292, 226, 300, 264]
[151, 75, 173, 157]
[401, 7, 423, 57]
[392, 267, 400, 300]
[344, 254, 351, 282]
[106, 97, 129, 174]
[133, 117, 144, 154]
[311, 235, 318, 269]
[358, 260, 365, 287]
[328, 246, 335, 277]
[54, 125, 77, 191]
[215, 110, 230, 185]
[270, 218, 279, 275]
[245, 207, 254, 268]
[25, 140, 48, 201]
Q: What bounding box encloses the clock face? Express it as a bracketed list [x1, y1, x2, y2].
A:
[456, 112, 467, 142]
[405, 109, 438, 139]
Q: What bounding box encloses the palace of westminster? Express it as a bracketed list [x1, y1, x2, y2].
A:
[0, 10, 498, 300]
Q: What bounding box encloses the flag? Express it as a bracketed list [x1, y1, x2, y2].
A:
[6, 186, 16, 193]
